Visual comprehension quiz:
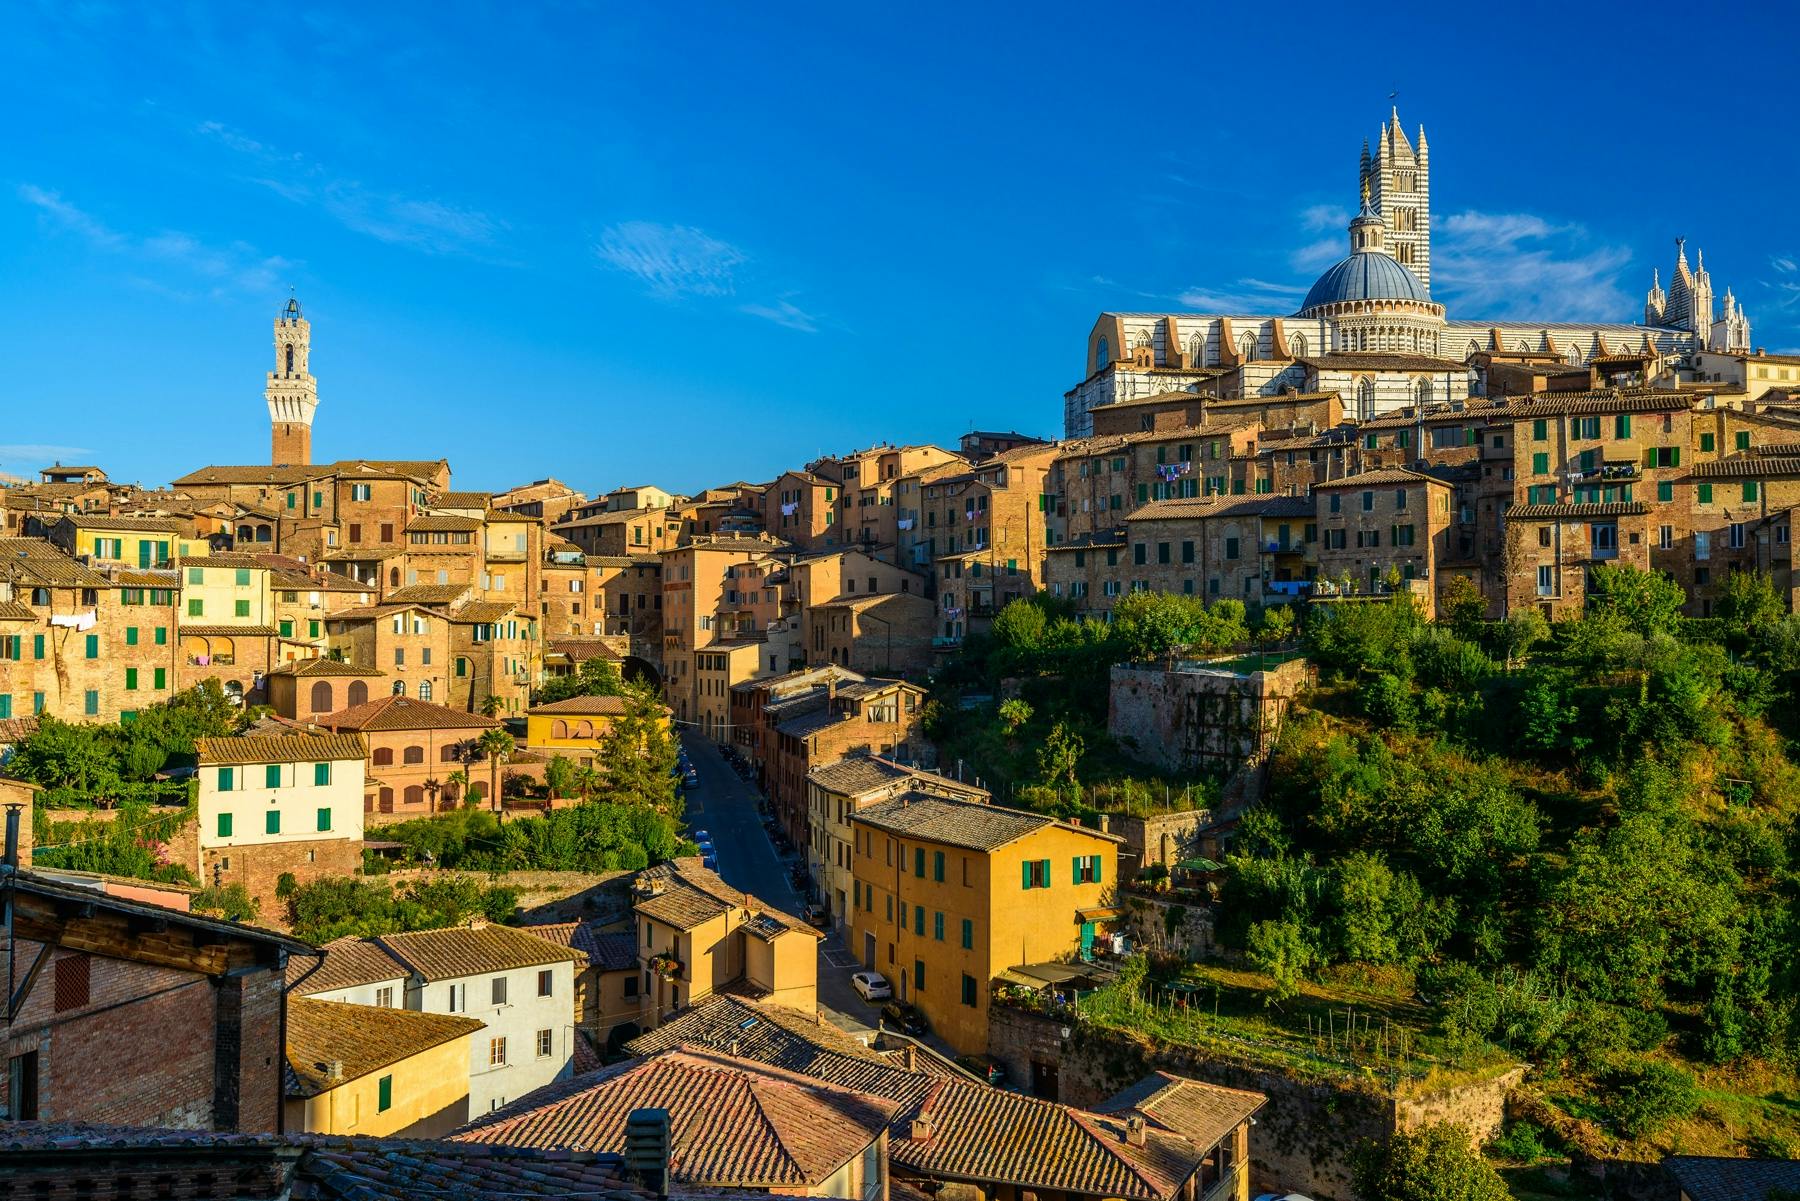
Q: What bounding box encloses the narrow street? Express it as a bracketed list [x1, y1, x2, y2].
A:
[677, 732, 883, 1036]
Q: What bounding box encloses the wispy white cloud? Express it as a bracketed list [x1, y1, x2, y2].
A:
[19, 184, 291, 296]
[739, 298, 820, 333]
[196, 120, 504, 257]
[0, 444, 95, 464]
[595, 221, 747, 300]
[1301, 204, 1349, 233]
[1178, 277, 1314, 314]
[1432, 210, 1633, 320]
[1770, 255, 1796, 275]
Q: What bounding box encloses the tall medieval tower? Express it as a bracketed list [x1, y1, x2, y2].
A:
[266, 297, 317, 466]
[1360, 108, 1431, 293]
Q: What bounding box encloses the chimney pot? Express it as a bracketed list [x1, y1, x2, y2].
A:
[903, 1045, 917, 1071]
[910, 1114, 936, 1142]
[1125, 1115, 1147, 1146]
[2, 804, 22, 869]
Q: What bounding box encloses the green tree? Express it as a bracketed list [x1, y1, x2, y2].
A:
[544, 754, 576, 798]
[479, 694, 505, 718]
[1351, 1122, 1509, 1201]
[1035, 721, 1084, 790]
[191, 883, 259, 921]
[534, 657, 627, 705]
[1586, 563, 1685, 637]
[1256, 604, 1297, 647]
[1491, 607, 1549, 668]
[990, 599, 1047, 654]
[997, 698, 1033, 736]
[1246, 917, 1316, 1005]
[1601, 1059, 1699, 1138]
[597, 683, 681, 811]
[475, 727, 516, 815]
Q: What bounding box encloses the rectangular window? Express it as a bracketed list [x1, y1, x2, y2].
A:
[218, 766, 235, 792]
[1615, 413, 1632, 438]
[188, 598, 204, 617]
[187, 567, 205, 585]
[489, 1036, 506, 1066]
[913, 959, 925, 991]
[914, 847, 925, 878]
[1157, 542, 1170, 565]
[1698, 483, 1713, 504]
[1700, 432, 1716, 452]
[265, 810, 281, 835]
[1659, 524, 1673, 550]
[1180, 540, 1195, 564]
[83, 690, 98, 716]
[1532, 452, 1549, 475]
[265, 763, 282, 788]
[1361, 490, 1374, 512]
[449, 983, 464, 1011]
[1730, 523, 1746, 549]
[536, 1028, 553, 1058]
[1744, 480, 1760, 502]
[124, 626, 138, 646]
[934, 911, 945, 941]
[1224, 537, 1239, 560]
[32, 634, 44, 659]
[316, 807, 331, 832]
[1695, 531, 1711, 561]
[1537, 565, 1554, 596]
[314, 762, 331, 786]
[1133, 543, 1146, 566]
[538, 969, 554, 997]
[234, 600, 251, 618]
[1657, 481, 1673, 502]
[1737, 431, 1752, 450]
[961, 918, 974, 949]
[914, 905, 925, 936]
[1533, 418, 1548, 441]
[154, 627, 166, 645]
[962, 973, 978, 1007]
[933, 850, 945, 882]
[124, 668, 138, 691]
[1073, 854, 1102, 884]
[377, 1074, 393, 1112]
[492, 976, 509, 1005]
[1021, 858, 1052, 889]
[217, 813, 233, 838]
[84, 634, 98, 659]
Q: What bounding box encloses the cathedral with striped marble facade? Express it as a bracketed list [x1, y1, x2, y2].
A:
[1065, 109, 1754, 437]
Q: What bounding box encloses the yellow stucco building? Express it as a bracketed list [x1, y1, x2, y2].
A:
[849, 793, 1120, 1056]
[283, 997, 485, 1138]
[633, 859, 820, 1030]
[48, 515, 208, 569]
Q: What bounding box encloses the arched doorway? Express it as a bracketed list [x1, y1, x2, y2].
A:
[622, 656, 661, 688]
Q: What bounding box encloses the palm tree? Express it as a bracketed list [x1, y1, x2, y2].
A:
[574, 764, 601, 803]
[479, 693, 505, 718]
[446, 769, 469, 806]
[475, 728, 516, 817]
[423, 777, 442, 812]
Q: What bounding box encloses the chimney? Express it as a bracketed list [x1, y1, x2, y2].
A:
[326, 1060, 344, 1083]
[2, 804, 21, 869]
[727, 1038, 742, 1058]
[1124, 1115, 1147, 1146]
[910, 1113, 936, 1142]
[903, 1045, 917, 1072]
[624, 1108, 672, 1199]
[1096, 814, 1110, 834]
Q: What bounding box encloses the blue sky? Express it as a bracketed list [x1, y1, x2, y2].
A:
[4, 1, 1797, 494]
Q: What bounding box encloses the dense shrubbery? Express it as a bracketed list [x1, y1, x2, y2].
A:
[9, 682, 242, 807]
[287, 874, 520, 944]
[378, 801, 687, 874]
[30, 799, 198, 884]
[1217, 566, 1800, 1151]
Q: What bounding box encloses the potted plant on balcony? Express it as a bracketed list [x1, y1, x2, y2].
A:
[649, 952, 683, 980]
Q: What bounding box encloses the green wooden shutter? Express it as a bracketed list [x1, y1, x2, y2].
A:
[1072, 855, 1081, 884]
[378, 1074, 392, 1112]
[1022, 861, 1032, 889]
[1040, 858, 1051, 886]
[1093, 855, 1102, 883]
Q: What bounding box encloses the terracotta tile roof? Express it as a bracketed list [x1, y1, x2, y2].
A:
[1092, 1071, 1266, 1153]
[0, 537, 111, 586]
[320, 547, 403, 562]
[112, 570, 178, 589]
[585, 554, 663, 568]
[0, 716, 42, 742]
[1354, 401, 1503, 431]
[177, 551, 269, 568]
[547, 637, 623, 661]
[431, 491, 492, 509]
[264, 658, 385, 678]
[627, 1000, 1215, 1201]
[854, 793, 1115, 852]
[374, 921, 587, 983]
[807, 755, 917, 796]
[56, 514, 190, 532]
[288, 936, 409, 995]
[633, 860, 814, 937]
[1692, 453, 1800, 478]
[1313, 467, 1452, 490]
[172, 459, 447, 487]
[286, 998, 485, 1097]
[0, 600, 38, 620]
[178, 623, 285, 637]
[1507, 501, 1651, 519]
[449, 601, 516, 623]
[1483, 389, 1692, 417]
[528, 694, 630, 716]
[196, 732, 367, 766]
[320, 694, 499, 733]
[1662, 1156, 1800, 1201]
[1046, 529, 1128, 552]
[406, 514, 483, 532]
[519, 919, 627, 967]
[1121, 497, 1222, 520]
[454, 1048, 898, 1188]
[384, 583, 472, 605]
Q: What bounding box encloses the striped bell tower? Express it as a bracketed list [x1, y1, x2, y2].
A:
[266, 297, 317, 466]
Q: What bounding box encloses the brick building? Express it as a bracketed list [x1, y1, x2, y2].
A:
[768, 676, 929, 850]
[265, 658, 385, 722]
[318, 694, 502, 818]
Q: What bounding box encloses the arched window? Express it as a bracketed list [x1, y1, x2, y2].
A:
[403, 785, 425, 809]
[1288, 333, 1307, 358]
[1238, 332, 1256, 359]
[392, 680, 406, 696]
[1415, 378, 1434, 405]
[285, 344, 294, 374]
[418, 680, 432, 702]
[310, 681, 333, 713]
[1095, 336, 1110, 371]
[378, 787, 394, 813]
[574, 720, 595, 739]
[237, 525, 252, 542]
[347, 680, 369, 707]
[372, 747, 394, 767]
[257, 525, 272, 543]
[389, 567, 401, 587]
[403, 745, 425, 765]
[552, 719, 569, 739]
[1466, 340, 1482, 358]
[1357, 379, 1376, 421]
[1566, 345, 1583, 365]
[1188, 335, 1205, 366]
[441, 743, 463, 763]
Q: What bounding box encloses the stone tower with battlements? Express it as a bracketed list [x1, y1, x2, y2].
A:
[266, 297, 317, 466]
[1360, 108, 1431, 293]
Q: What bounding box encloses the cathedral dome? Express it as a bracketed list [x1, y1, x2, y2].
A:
[1300, 251, 1428, 314]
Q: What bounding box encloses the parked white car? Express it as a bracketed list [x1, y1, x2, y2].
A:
[851, 970, 892, 1002]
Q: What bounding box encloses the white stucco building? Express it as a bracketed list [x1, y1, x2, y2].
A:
[193, 731, 368, 895]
